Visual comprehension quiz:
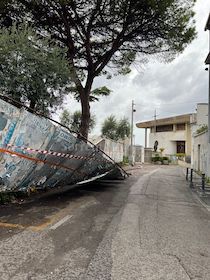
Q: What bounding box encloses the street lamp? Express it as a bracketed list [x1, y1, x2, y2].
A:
[130, 100, 136, 165]
[205, 13, 210, 178]
[205, 13, 210, 144]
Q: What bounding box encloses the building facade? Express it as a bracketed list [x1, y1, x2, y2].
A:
[191, 103, 208, 175]
[136, 103, 208, 169]
[136, 113, 195, 157]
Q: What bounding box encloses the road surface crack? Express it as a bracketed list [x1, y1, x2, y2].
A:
[166, 253, 193, 280]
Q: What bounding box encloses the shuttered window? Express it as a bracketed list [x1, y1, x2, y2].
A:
[176, 123, 185, 130]
[156, 125, 173, 132]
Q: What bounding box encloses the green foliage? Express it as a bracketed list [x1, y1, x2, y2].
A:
[89, 87, 112, 102]
[116, 118, 131, 141]
[162, 156, 169, 161]
[0, 24, 71, 115]
[206, 177, 210, 184]
[122, 156, 129, 165]
[101, 115, 130, 141]
[60, 109, 96, 133]
[59, 109, 71, 128]
[74, 86, 111, 102]
[175, 153, 185, 160]
[15, 0, 196, 78]
[196, 124, 208, 135]
[0, 0, 197, 137]
[159, 148, 165, 154]
[119, 156, 129, 166]
[101, 115, 118, 140]
[152, 156, 170, 164]
[151, 156, 162, 163]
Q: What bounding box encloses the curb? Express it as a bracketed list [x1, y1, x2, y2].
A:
[191, 190, 210, 212]
[181, 167, 210, 212]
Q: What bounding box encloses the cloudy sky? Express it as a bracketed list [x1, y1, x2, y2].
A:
[59, 0, 210, 146]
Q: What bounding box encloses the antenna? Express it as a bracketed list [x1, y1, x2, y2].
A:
[154, 109, 157, 133]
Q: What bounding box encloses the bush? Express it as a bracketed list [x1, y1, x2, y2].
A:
[151, 156, 162, 162]
[196, 125, 208, 135]
[122, 156, 129, 164]
[152, 156, 170, 164]
[119, 156, 129, 166]
[175, 153, 185, 160]
[162, 156, 169, 161]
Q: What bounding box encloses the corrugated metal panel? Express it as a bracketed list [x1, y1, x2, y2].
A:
[0, 99, 126, 193]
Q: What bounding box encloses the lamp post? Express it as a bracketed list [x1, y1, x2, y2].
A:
[130, 100, 136, 165]
[205, 13, 210, 177]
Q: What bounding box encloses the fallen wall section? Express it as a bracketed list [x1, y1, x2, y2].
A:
[0, 99, 125, 193]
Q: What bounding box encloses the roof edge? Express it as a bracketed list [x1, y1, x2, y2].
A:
[136, 113, 193, 128]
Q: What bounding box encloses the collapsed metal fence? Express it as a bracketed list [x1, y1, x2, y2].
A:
[0, 95, 128, 193]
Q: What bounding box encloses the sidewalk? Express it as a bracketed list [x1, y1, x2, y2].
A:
[191, 186, 210, 210]
[185, 168, 210, 210]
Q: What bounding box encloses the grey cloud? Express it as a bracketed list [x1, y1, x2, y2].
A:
[60, 0, 209, 146]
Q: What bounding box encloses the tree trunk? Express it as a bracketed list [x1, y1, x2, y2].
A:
[79, 92, 90, 141]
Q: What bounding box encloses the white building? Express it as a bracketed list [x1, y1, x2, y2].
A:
[136, 103, 209, 175]
[191, 103, 208, 176]
[136, 113, 195, 157]
[191, 14, 210, 178]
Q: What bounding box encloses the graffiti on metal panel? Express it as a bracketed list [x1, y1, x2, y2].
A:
[0, 99, 125, 193]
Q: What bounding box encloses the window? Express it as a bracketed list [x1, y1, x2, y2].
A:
[156, 124, 173, 132]
[176, 123, 185, 131]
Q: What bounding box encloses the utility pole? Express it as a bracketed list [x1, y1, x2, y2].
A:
[154, 109, 157, 133]
[205, 14, 210, 142]
[205, 13, 210, 177]
[130, 100, 136, 165]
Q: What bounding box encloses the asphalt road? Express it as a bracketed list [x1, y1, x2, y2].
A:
[0, 165, 210, 280]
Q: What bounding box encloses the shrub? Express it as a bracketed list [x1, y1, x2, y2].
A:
[162, 156, 169, 161]
[152, 156, 170, 164]
[196, 125, 208, 135]
[122, 156, 129, 164]
[152, 156, 162, 162]
[119, 156, 129, 166]
[175, 153, 185, 160]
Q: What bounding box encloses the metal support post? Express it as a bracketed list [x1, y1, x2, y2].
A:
[202, 174, 205, 191]
[190, 169, 193, 188]
[205, 15, 210, 178]
[186, 168, 189, 181]
[130, 100, 136, 165]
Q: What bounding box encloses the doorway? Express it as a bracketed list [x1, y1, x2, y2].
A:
[176, 141, 185, 154]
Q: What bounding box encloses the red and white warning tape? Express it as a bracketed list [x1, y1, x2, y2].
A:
[0, 147, 87, 175]
[5, 144, 92, 160]
[4, 144, 109, 164]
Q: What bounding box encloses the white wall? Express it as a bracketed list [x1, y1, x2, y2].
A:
[149, 130, 187, 155]
[191, 104, 208, 171]
[90, 136, 124, 163]
[96, 138, 124, 163]
[193, 131, 209, 176]
[196, 103, 208, 126]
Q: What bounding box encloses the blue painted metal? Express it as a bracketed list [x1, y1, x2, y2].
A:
[0, 99, 127, 193]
